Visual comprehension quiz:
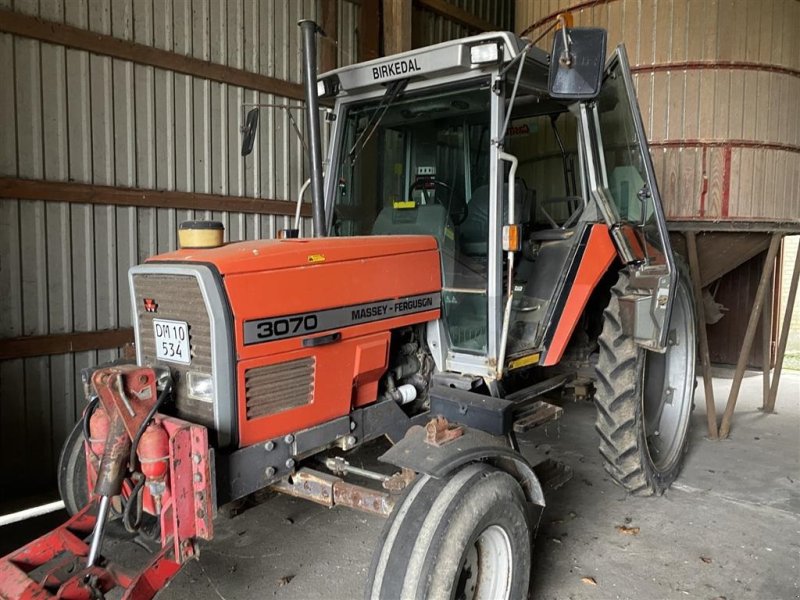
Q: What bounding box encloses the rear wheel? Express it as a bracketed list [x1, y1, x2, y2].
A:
[594, 264, 696, 495]
[365, 463, 532, 600]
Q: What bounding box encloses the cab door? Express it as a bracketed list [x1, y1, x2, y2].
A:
[582, 45, 676, 351]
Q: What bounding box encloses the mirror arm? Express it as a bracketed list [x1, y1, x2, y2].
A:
[557, 15, 572, 67]
[495, 42, 533, 145]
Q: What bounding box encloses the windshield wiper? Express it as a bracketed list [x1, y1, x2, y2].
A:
[348, 78, 409, 164]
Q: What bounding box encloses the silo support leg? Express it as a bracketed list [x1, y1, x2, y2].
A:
[762, 283, 772, 410]
[686, 232, 718, 439]
[763, 239, 800, 414]
[718, 233, 782, 439]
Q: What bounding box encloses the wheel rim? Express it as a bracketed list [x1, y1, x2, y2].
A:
[455, 524, 513, 600]
[641, 279, 696, 473]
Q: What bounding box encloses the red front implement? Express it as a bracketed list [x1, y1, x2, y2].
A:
[0, 503, 181, 599]
[0, 366, 214, 600]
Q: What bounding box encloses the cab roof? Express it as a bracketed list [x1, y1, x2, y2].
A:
[320, 31, 550, 96]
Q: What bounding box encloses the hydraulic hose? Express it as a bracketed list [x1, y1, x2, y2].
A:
[82, 395, 100, 458]
[122, 474, 145, 533]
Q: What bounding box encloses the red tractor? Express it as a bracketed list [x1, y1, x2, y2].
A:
[1, 18, 696, 600]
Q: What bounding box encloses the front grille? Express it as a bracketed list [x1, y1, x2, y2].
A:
[245, 357, 315, 420]
[131, 273, 215, 429]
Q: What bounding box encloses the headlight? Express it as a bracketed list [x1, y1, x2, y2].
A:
[187, 371, 213, 403]
[470, 43, 500, 65]
[317, 76, 340, 98]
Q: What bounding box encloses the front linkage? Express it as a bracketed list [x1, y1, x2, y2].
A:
[0, 365, 212, 599]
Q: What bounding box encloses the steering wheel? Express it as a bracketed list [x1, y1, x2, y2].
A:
[408, 179, 468, 225]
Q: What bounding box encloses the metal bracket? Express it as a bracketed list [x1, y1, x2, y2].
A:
[620, 269, 671, 352]
[425, 417, 465, 447]
[271, 468, 396, 517]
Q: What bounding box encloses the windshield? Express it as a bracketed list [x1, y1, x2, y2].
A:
[331, 82, 493, 354]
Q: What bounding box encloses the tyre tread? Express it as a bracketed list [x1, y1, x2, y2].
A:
[593, 266, 696, 496]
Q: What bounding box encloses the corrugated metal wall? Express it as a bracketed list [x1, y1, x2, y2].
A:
[515, 0, 800, 224]
[414, 0, 515, 45]
[0, 0, 360, 498]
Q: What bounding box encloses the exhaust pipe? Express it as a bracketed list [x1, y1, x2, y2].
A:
[298, 19, 327, 237]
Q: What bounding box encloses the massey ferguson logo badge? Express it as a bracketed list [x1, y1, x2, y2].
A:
[372, 58, 421, 80]
[143, 298, 158, 313]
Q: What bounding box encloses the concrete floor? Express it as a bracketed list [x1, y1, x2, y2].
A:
[151, 371, 799, 600]
[4, 372, 799, 599]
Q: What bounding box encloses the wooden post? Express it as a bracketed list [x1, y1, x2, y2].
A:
[761, 282, 771, 409]
[320, 0, 339, 73]
[686, 233, 718, 439]
[359, 0, 380, 61]
[764, 239, 800, 413]
[718, 233, 782, 438]
[383, 0, 412, 55]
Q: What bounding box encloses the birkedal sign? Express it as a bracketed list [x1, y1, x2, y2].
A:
[372, 58, 422, 80]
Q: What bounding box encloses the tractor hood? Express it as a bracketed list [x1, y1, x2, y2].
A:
[147, 235, 438, 276]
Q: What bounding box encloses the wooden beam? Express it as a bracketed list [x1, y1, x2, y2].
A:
[414, 0, 495, 32]
[320, 0, 339, 73]
[0, 9, 305, 101]
[0, 329, 133, 360]
[384, 0, 413, 55]
[0, 178, 312, 218]
[764, 240, 800, 413]
[686, 233, 718, 439]
[718, 234, 782, 438]
[693, 233, 772, 288]
[359, 0, 381, 61]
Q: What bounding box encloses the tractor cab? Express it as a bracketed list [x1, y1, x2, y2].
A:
[318, 29, 676, 379]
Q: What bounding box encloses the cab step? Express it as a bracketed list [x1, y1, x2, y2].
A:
[512, 400, 563, 433]
[429, 374, 570, 437]
[505, 373, 569, 404]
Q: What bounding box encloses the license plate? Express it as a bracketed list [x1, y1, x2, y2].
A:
[153, 319, 191, 365]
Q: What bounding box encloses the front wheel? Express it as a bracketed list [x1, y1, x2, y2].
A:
[594, 263, 697, 495]
[57, 420, 90, 516]
[365, 463, 532, 600]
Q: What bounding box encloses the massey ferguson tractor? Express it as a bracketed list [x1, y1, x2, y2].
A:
[0, 16, 697, 600]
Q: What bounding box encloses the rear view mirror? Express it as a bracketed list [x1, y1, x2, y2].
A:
[241, 108, 260, 156]
[548, 28, 607, 100]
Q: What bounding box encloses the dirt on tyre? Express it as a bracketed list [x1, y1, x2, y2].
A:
[594, 264, 697, 495]
[365, 463, 532, 600]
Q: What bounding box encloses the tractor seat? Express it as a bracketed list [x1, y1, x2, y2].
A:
[460, 182, 534, 257]
[372, 203, 452, 245]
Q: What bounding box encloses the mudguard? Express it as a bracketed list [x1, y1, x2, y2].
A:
[378, 424, 545, 507]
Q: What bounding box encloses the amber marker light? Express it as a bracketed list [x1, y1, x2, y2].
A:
[502, 225, 521, 252]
